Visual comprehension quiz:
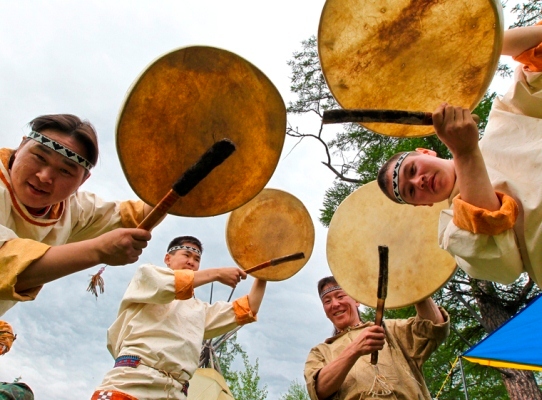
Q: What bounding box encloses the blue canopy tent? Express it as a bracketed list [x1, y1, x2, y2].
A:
[462, 293, 542, 371]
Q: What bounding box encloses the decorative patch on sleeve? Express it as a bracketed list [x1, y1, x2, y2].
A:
[119, 200, 146, 228]
[174, 270, 194, 300]
[452, 192, 519, 235]
[233, 295, 257, 325]
[513, 21, 542, 72]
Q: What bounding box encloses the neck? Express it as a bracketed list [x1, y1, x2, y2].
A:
[25, 205, 52, 217]
[336, 320, 363, 334]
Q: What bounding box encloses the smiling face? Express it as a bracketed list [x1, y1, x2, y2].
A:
[10, 129, 89, 212]
[385, 150, 456, 206]
[164, 243, 202, 272]
[321, 284, 361, 331]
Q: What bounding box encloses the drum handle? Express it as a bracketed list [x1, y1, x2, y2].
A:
[138, 139, 236, 231]
[87, 139, 235, 298]
[371, 245, 388, 365]
[322, 109, 480, 125]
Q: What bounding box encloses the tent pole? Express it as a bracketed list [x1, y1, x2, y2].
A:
[459, 357, 469, 400]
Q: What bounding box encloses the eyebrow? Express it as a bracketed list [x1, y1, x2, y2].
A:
[36, 144, 81, 171]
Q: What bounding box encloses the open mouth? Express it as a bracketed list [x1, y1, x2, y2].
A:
[333, 310, 346, 317]
[28, 182, 49, 195]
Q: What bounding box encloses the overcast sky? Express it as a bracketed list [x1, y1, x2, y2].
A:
[0, 1, 521, 399]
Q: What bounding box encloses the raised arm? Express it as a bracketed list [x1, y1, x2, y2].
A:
[502, 24, 542, 57]
[193, 267, 247, 289]
[432, 104, 501, 211]
[415, 297, 445, 324]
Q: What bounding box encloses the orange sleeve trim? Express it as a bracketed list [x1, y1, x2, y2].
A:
[232, 295, 257, 325]
[0, 238, 49, 301]
[513, 21, 542, 72]
[119, 200, 146, 228]
[0, 320, 15, 355]
[174, 270, 194, 300]
[452, 192, 518, 235]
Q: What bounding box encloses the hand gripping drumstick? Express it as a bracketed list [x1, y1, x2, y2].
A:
[87, 139, 237, 298]
[226, 252, 305, 302]
[371, 245, 388, 366]
[322, 109, 480, 125]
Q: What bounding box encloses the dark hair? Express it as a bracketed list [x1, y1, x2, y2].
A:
[29, 114, 99, 169]
[317, 276, 339, 297]
[376, 151, 414, 204]
[167, 236, 203, 254]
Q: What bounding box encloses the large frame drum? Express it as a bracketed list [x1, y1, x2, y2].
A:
[327, 181, 457, 308]
[318, 0, 503, 137]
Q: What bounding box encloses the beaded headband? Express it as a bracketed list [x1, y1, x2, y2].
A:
[28, 130, 94, 171]
[391, 152, 410, 204]
[168, 245, 202, 255]
[320, 285, 341, 299]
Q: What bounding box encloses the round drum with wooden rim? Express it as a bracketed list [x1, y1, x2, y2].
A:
[327, 181, 457, 308]
[318, 0, 503, 137]
[117, 46, 286, 217]
[226, 188, 315, 281]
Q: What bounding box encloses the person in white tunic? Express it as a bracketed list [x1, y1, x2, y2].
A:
[92, 235, 266, 400]
[0, 114, 154, 316]
[377, 23, 542, 285]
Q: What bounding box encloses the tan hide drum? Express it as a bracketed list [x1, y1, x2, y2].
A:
[327, 181, 457, 309]
[226, 188, 315, 281]
[318, 0, 503, 137]
[117, 46, 286, 217]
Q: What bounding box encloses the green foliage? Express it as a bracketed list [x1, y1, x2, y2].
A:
[286, 3, 542, 398]
[279, 379, 310, 400]
[217, 334, 268, 400]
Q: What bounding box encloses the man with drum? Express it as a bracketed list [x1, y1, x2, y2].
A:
[92, 235, 266, 400]
[304, 276, 449, 400]
[0, 114, 155, 316]
[377, 23, 542, 286]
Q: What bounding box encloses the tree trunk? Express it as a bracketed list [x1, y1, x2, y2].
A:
[474, 280, 542, 399]
[499, 369, 542, 400]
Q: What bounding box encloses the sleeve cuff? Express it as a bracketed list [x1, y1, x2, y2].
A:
[0, 238, 49, 302]
[174, 270, 194, 300]
[119, 200, 146, 228]
[0, 320, 15, 355]
[513, 21, 542, 72]
[452, 192, 518, 235]
[232, 295, 257, 325]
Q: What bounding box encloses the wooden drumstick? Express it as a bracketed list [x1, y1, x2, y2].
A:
[322, 109, 480, 125]
[244, 252, 305, 274]
[137, 139, 236, 231]
[371, 245, 388, 365]
[87, 139, 236, 298]
[226, 252, 305, 302]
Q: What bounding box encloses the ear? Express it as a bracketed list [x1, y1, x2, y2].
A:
[80, 172, 91, 186]
[164, 253, 171, 266]
[415, 148, 437, 157]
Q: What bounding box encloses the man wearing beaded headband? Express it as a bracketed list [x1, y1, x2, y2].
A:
[376, 23, 542, 286]
[0, 113, 160, 317]
[92, 235, 266, 400]
[304, 276, 448, 400]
